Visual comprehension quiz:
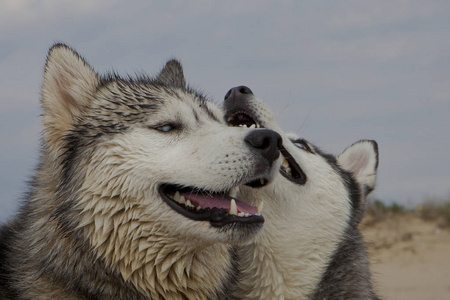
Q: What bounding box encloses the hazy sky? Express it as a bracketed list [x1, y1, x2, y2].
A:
[1, 0, 450, 221]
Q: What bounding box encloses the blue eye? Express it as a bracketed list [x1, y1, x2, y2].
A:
[293, 139, 310, 152]
[157, 124, 174, 132]
[294, 142, 306, 149]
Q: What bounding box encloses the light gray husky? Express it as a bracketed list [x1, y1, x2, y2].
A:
[0, 45, 283, 300]
[224, 86, 380, 299]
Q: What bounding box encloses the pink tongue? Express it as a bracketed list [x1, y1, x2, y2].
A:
[181, 192, 257, 215]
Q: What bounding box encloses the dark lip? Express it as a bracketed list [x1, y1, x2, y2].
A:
[279, 145, 307, 185]
[246, 177, 269, 188]
[158, 184, 264, 228]
[225, 110, 259, 128]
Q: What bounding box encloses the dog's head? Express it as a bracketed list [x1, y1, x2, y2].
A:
[41, 46, 282, 258]
[224, 86, 378, 224]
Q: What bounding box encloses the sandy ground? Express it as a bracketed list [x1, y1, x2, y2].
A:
[360, 213, 450, 300]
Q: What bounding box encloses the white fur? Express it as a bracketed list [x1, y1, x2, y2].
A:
[338, 140, 378, 190]
[233, 96, 377, 299]
[235, 144, 352, 299]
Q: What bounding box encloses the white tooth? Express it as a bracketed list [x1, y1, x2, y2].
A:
[174, 191, 181, 202]
[256, 123, 260, 128]
[186, 199, 194, 207]
[249, 124, 256, 128]
[239, 124, 243, 127]
[196, 205, 201, 211]
[244, 213, 250, 217]
[243, 124, 248, 128]
[238, 212, 245, 217]
[260, 178, 265, 185]
[180, 195, 186, 204]
[230, 199, 238, 215]
[282, 158, 289, 168]
[257, 201, 264, 213]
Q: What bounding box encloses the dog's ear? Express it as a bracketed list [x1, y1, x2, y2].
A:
[338, 140, 379, 195]
[41, 43, 99, 154]
[156, 59, 186, 88]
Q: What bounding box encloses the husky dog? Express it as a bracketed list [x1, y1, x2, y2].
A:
[224, 86, 380, 299]
[0, 45, 282, 300]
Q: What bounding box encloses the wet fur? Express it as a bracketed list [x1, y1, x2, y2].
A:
[0, 45, 276, 300]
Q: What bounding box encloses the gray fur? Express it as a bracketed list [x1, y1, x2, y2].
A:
[156, 59, 187, 88]
[0, 45, 278, 300]
[312, 226, 381, 299]
[310, 146, 380, 299]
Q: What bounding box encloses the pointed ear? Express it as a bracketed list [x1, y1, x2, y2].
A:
[156, 59, 186, 88]
[338, 140, 379, 195]
[41, 43, 99, 153]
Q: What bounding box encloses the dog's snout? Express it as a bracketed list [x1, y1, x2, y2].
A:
[224, 86, 254, 101]
[245, 129, 281, 163]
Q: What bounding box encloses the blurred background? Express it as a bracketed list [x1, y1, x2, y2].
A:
[1, 1, 449, 298]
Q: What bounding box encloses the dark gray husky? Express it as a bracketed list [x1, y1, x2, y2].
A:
[0, 45, 282, 300]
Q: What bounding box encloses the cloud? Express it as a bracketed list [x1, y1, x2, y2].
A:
[1, 1, 450, 220]
[2, 0, 119, 19]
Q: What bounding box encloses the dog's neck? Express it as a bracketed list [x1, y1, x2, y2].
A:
[235, 217, 327, 299]
[234, 187, 350, 300]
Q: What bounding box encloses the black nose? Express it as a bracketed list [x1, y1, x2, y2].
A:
[224, 86, 253, 101]
[245, 129, 282, 163]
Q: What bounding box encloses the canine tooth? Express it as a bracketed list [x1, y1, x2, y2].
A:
[230, 199, 238, 215]
[174, 191, 181, 202]
[249, 124, 256, 128]
[180, 195, 186, 204]
[257, 201, 264, 213]
[282, 157, 289, 168]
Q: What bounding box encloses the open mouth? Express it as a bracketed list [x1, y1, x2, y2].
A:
[279, 145, 307, 184]
[227, 111, 307, 185]
[226, 111, 262, 129]
[159, 184, 264, 227]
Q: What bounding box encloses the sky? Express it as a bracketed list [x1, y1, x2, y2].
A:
[1, 0, 449, 221]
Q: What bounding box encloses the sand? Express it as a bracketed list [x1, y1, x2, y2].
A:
[360, 213, 450, 300]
